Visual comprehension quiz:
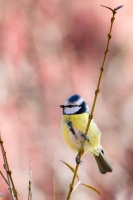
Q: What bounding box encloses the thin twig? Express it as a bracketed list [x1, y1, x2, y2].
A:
[66, 5, 123, 200]
[28, 161, 32, 200]
[0, 171, 8, 185]
[0, 134, 18, 200]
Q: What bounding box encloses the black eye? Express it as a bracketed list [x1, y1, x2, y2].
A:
[63, 105, 73, 108]
[67, 105, 80, 108]
[61, 104, 81, 108]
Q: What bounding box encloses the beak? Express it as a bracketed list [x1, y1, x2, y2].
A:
[60, 105, 64, 108]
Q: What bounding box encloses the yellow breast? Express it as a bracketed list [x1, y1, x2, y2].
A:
[61, 113, 101, 155]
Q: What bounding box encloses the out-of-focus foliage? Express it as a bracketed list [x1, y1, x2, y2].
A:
[0, 0, 132, 200]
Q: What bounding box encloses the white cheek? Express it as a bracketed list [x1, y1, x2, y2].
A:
[64, 106, 81, 114]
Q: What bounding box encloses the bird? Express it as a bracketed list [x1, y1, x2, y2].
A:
[60, 94, 113, 174]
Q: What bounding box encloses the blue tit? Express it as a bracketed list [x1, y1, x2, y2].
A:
[60, 94, 113, 174]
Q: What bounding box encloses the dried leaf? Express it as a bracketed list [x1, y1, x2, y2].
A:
[100, 5, 113, 12]
[60, 160, 79, 180]
[114, 5, 123, 11]
[81, 183, 100, 195]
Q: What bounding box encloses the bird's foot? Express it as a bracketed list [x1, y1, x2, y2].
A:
[75, 154, 83, 165]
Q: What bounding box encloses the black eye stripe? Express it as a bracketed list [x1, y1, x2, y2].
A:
[65, 105, 81, 108]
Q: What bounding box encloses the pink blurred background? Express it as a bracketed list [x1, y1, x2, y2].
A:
[0, 0, 132, 199]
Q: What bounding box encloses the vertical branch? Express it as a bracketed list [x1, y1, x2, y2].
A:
[28, 161, 32, 200]
[0, 135, 18, 200]
[66, 5, 123, 200]
[84, 7, 116, 136]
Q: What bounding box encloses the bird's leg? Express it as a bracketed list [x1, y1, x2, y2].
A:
[81, 134, 89, 142]
[75, 134, 88, 164]
[75, 149, 84, 164]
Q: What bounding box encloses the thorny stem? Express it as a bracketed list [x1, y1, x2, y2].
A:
[0, 135, 18, 200]
[66, 6, 122, 200]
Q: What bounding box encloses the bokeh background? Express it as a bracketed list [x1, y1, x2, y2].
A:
[0, 0, 132, 199]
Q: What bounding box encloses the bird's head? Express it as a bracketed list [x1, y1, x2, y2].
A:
[60, 94, 90, 115]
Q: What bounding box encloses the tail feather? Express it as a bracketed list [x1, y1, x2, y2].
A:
[94, 152, 113, 174]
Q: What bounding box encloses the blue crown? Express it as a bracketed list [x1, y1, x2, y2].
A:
[67, 94, 81, 103]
